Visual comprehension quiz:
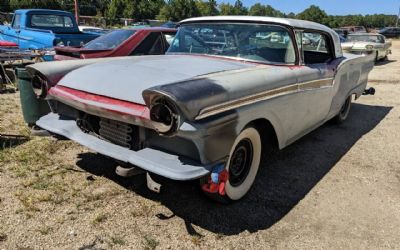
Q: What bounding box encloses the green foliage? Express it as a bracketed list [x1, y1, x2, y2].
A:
[219, 0, 247, 16]
[297, 5, 328, 24]
[157, 0, 200, 21]
[249, 3, 284, 17]
[196, 0, 219, 16]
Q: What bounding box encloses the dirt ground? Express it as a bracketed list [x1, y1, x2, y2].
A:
[0, 41, 399, 250]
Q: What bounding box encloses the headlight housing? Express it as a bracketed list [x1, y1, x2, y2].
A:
[31, 75, 48, 99]
[365, 45, 374, 50]
[149, 98, 180, 135]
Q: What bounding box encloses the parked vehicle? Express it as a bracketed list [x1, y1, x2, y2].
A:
[0, 9, 99, 50]
[78, 25, 109, 35]
[161, 21, 177, 28]
[28, 16, 375, 202]
[340, 26, 367, 33]
[54, 27, 176, 60]
[379, 27, 400, 38]
[342, 33, 392, 62]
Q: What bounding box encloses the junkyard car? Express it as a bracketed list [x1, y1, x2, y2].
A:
[55, 28, 176, 60]
[341, 33, 392, 62]
[27, 16, 375, 202]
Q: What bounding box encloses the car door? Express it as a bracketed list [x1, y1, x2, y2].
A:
[2, 14, 21, 44]
[289, 30, 336, 140]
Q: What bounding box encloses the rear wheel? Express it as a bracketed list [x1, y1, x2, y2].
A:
[334, 96, 352, 124]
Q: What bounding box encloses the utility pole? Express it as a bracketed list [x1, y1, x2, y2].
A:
[397, 5, 400, 27]
[74, 0, 79, 24]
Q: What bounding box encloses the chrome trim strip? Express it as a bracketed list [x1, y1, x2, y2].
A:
[195, 78, 334, 120]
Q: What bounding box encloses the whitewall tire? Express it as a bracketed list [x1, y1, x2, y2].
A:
[224, 127, 262, 201]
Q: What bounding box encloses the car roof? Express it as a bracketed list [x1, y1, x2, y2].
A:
[181, 16, 333, 33]
[180, 15, 343, 58]
[123, 27, 176, 32]
[15, 9, 73, 15]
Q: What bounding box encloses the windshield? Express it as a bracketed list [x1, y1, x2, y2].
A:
[347, 35, 382, 43]
[168, 23, 296, 64]
[83, 29, 136, 50]
[31, 14, 74, 28]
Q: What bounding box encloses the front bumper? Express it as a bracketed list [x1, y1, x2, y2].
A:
[37, 113, 212, 180]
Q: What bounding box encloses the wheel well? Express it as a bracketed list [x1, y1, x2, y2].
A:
[247, 119, 279, 152]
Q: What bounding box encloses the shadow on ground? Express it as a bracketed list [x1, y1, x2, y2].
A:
[76, 103, 392, 235]
[375, 59, 396, 66]
[0, 133, 29, 150]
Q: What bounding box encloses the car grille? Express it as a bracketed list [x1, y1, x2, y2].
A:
[98, 117, 140, 150]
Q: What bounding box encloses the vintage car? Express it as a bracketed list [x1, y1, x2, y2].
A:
[54, 28, 176, 60]
[341, 33, 392, 62]
[379, 27, 400, 38]
[0, 9, 99, 49]
[27, 16, 375, 202]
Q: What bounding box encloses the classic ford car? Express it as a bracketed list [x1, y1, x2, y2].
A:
[27, 16, 375, 202]
[341, 33, 392, 62]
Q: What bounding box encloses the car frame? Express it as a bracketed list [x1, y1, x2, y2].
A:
[28, 16, 375, 202]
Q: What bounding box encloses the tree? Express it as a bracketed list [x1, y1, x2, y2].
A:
[219, 3, 234, 15]
[232, 0, 247, 15]
[0, 0, 12, 12]
[157, 0, 200, 21]
[296, 5, 328, 25]
[248, 3, 284, 17]
[196, 0, 219, 16]
[9, 0, 61, 9]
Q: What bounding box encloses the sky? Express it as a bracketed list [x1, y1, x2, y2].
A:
[218, 0, 400, 15]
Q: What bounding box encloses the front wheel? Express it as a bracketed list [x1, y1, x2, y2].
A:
[202, 126, 262, 202]
[333, 96, 352, 124]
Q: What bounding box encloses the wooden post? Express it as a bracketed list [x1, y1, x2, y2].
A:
[74, 0, 79, 24]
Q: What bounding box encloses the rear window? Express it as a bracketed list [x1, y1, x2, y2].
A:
[31, 14, 74, 28]
[83, 29, 136, 50]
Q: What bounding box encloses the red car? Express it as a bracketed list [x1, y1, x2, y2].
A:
[54, 27, 176, 60]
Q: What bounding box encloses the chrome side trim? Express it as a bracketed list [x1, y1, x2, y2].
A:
[195, 78, 334, 120]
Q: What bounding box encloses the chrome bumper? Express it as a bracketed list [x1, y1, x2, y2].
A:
[36, 113, 211, 180]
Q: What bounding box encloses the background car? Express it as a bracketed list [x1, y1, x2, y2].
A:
[78, 25, 109, 35]
[379, 27, 400, 38]
[54, 27, 176, 60]
[341, 33, 392, 62]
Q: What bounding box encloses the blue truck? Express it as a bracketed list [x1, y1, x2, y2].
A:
[0, 9, 99, 49]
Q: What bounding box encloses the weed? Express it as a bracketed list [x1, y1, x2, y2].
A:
[143, 235, 159, 250]
[37, 226, 52, 235]
[110, 235, 126, 246]
[92, 213, 108, 225]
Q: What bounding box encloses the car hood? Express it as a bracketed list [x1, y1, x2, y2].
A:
[57, 55, 256, 104]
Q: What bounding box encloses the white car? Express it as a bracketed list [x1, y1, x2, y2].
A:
[341, 33, 392, 62]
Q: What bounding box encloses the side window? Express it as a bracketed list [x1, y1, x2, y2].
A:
[131, 32, 163, 56]
[162, 32, 176, 50]
[302, 32, 333, 64]
[12, 14, 21, 29]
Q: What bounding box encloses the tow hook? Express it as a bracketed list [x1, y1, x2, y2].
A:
[363, 87, 375, 95]
[146, 173, 162, 193]
[202, 164, 229, 196]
